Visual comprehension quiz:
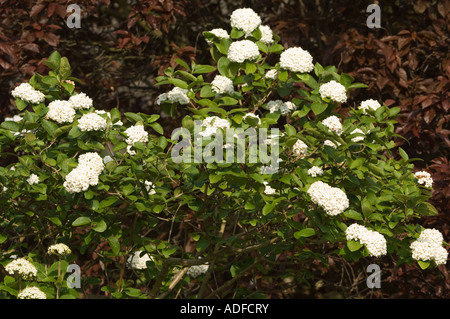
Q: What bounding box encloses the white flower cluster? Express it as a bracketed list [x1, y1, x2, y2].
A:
[359, 99, 381, 114]
[157, 87, 190, 105]
[243, 113, 261, 125]
[17, 286, 47, 299]
[77, 112, 107, 132]
[227, 40, 260, 63]
[322, 115, 343, 135]
[63, 152, 104, 193]
[319, 80, 347, 103]
[323, 139, 340, 149]
[95, 110, 123, 127]
[206, 28, 230, 45]
[127, 251, 153, 270]
[4, 115, 23, 122]
[125, 124, 149, 146]
[307, 181, 349, 216]
[211, 75, 234, 95]
[144, 180, 156, 195]
[5, 258, 37, 280]
[414, 171, 433, 188]
[69, 92, 93, 110]
[265, 69, 278, 80]
[47, 243, 71, 256]
[27, 173, 39, 185]
[345, 224, 387, 257]
[266, 100, 296, 115]
[279, 47, 314, 73]
[259, 25, 274, 45]
[350, 128, 365, 143]
[230, 8, 261, 36]
[11, 83, 45, 104]
[292, 139, 308, 158]
[199, 116, 230, 138]
[187, 264, 209, 278]
[263, 181, 276, 195]
[410, 228, 448, 265]
[308, 166, 323, 177]
[46, 100, 76, 124]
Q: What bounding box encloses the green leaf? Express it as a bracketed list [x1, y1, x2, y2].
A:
[41, 119, 58, 137]
[398, 147, 409, 161]
[168, 78, 189, 89]
[343, 210, 363, 221]
[150, 122, 164, 135]
[294, 228, 316, 239]
[174, 58, 191, 71]
[15, 98, 28, 111]
[193, 64, 216, 74]
[1, 121, 21, 132]
[230, 28, 244, 39]
[347, 240, 363, 252]
[216, 97, 238, 106]
[217, 56, 230, 77]
[262, 202, 276, 215]
[124, 112, 144, 123]
[418, 260, 430, 270]
[269, 44, 284, 53]
[415, 202, 438, 216]
[195, 239, 210, 252]
[91, 218, 107, 232]
[45, 51, 61, 71]
[113, 141, 127, 152]
[59, 57, 71, 79]
[99, 196, 118, 209]
[311, 102, 327, 115]
[200, 85, 216, 98]
[72, 217, 91, 227]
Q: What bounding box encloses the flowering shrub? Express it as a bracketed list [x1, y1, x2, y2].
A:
[0, 8, 447, 299]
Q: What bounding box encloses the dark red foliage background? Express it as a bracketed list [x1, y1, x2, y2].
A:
[0, 0, 448, 298]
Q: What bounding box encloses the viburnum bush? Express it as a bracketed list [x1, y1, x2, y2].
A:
[0, 8, 448, 299]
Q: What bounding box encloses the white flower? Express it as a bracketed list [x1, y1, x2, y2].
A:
[263, 181, 276, 195]
[350, 128, 365, 142]
[266, 100, 296, 115]
[280, 47, 314, 73]
[243, 113, 261, 125]
[48, 243, 71, 256]
[63, 166, 92, 193]
[11, 83, 45, 104]
[78, 152, 104, 175]
[27, 173, 39, 185]
[230, 8, 261, 36]
[293, 139, 308, 158]
[5, 258, 37, 280]
[227, 40, 260, 63]
[345, 224, 387, 257]
[323, 139, 340, 149]
[4, 115, 23, 122]
[211, 75, 234, 95]
[259, 25, 274, 45]
[63, 153, 104, 193]
[18, 286, 46, 299]
[307, 181, 349, 216]
[144, 180, 156, 195]
[199, 116, 230, 137]
[414, 171, 433, 188]
[127, 251, 153, 270]
[411, 228, 448, 265]
[265, 69, 278, 80]
[46, 100, 76, 124]
[69, 93, 93, 110]
[206, 28, 230, 45]
[308, 166, 323, 177]
[322, 115, 343, 135]
[124, 124, 149, 146]
[78, 112, 107, 132]
[157, 87, 190, 105]
[103, 155, 114, 164]
[359, 99, 381, 114]
[319, 80, 347, 103]
[187, 264, 209, 278]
